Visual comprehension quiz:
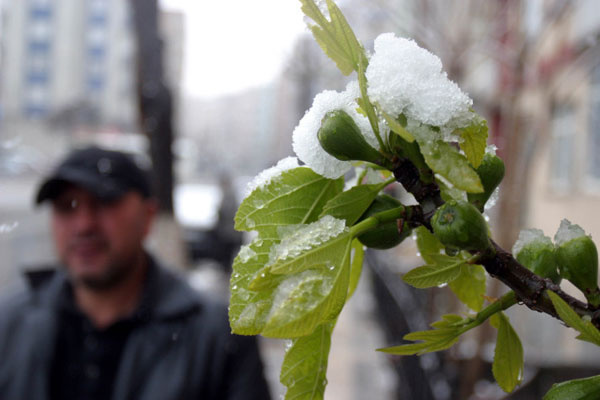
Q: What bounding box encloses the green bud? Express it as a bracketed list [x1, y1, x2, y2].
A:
[431, 200, 491, 252]
[512, 229, 561, 284]
[357, 194, 410, 249]
[467, 152, 505, 212]
[318, 110, 388, 167]
[555, 220, 600, 307]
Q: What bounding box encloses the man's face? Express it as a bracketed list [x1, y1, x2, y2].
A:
[51, 185, 156, 290]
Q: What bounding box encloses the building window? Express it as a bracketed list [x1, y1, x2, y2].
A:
[88, 46, 106, 59]
[24, 84, 48, 117]
[550, 105, 576, 193]
[28, 40, 50, 52]
[85, 0, 108, 98]
[587, 64, 600, 185]
[29, 0, 52, 18]
[87, 76, 104, 91]
[23, 0, 53, 119]
[26, 71, 49, 84]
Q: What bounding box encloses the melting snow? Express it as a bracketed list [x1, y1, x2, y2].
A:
[366, 33, 472, 128]
[238, 244, 258, 263]
[292, 81, 379, 179]
[243, 157, 299, 198]
[269, 215, 348, 264]
[554, 219, 587, 246]
[512, 228, 552, 257]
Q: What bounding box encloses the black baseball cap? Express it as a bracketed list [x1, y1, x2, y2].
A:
[35, 146, 152, 204]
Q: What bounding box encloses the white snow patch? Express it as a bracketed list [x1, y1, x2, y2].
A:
[243, 157, 299, 198]
[485, 144, 498, 155]
[238, 244, 258, 263]
[554, 219, 587, 246]
[484, 187, 500, 212]
[512, 228, 552, 257]
[269, 215, 348, 264]
[366, 33, 472, 128]
[292, 81, 379, 179]
[268, 270, 332, 320]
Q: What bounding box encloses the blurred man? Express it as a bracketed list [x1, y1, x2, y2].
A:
[0, 146, 271, 400]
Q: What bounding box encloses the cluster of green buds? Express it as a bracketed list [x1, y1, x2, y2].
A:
[317, 110, 410, 250]
[317, 110, 501, 254]
[512, 229, 561, 284]
[513, 220, 600, 308]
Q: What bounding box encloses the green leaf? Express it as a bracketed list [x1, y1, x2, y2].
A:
[383, 111, 415, 142]
[490, 313, 524, 393]
[544, 375, 600, 400]
[261, 235, 352, 338]
[229, 233, 280, 335]
[378, 314, 464, 355]
[347, 239, 364, 299]
[281, 322, 335, 400]
[235, 167, 343, 234]
[547, 291, 600, 346]
[402, 255, 465, 289]
[249, 216, 350, 289]
[419, 139, 483, 193]
[456, 114, 488, 169]
[431, 313, 465, 328]
[230, 167, 343, 335]
[268, 230, 353, 276]
[319, 181, 387, 225]
[449, 264, 486, 312]
[410, 126, 483, 193]
[299, 0, 367, 75]
[415, 226, 445, 264]
[436, 175, 467, 202]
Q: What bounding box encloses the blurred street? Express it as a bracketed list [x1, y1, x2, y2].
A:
[0, 174, 55, 289]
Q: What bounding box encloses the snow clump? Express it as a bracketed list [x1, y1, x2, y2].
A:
[366, 33, 473, 128]
[292, 81, 379, 179]
[554, 219, 587, 246]
[243, 156, 299, 198]
[512, 228, 553, 257]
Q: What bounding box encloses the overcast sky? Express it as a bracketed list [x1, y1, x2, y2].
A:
[160, 0, 307, 99]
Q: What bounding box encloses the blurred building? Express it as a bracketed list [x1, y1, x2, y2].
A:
[0, 0, 137, 129]
[523, 0, 600, 241]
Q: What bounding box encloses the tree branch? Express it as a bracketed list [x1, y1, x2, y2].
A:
[481, 240, 598, 327]
[392, 158, 600, 330]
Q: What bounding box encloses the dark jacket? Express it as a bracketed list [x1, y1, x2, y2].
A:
[0, 258, 271, 400]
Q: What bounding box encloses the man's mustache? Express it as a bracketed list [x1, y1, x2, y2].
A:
[66, 234, 109, 251]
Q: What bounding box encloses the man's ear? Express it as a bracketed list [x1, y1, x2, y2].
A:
[142, 198, 159, 238]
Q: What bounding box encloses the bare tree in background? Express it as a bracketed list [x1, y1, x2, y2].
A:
[131, 0, 174, 214]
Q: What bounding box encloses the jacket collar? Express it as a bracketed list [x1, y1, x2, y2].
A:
[29, 254, 204, 321]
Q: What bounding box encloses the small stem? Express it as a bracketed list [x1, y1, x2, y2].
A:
[358, 55, 387, 153]
[459, 291, 518, 334]
[376, 176, 396, 189]
[357, 168, 369, 184]
[350, 206, 406, 237]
